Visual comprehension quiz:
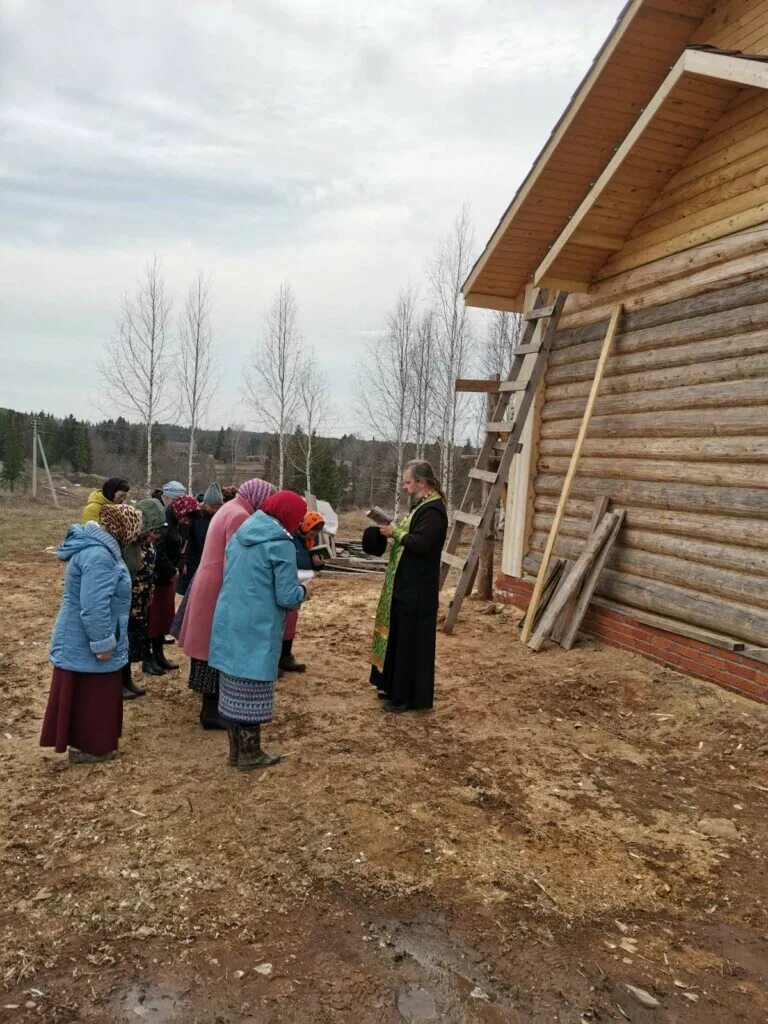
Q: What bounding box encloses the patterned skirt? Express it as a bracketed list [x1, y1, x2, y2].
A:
[188, 658, 219, 696]
[218, 674, 275, 725]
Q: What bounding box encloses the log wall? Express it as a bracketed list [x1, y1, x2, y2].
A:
[519, 231, 768, 647]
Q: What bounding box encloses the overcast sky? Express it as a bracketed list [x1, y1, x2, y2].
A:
[0, 0, 621, 435]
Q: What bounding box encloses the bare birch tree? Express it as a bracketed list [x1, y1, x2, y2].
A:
[410, 311, 436, 460]
[481, 309, 524, 380]
[100, 256, 175, 490]
[293, 357, 332, 495]
[357, 286, 418, 517]
[244, 282, 303, 489]
[428, 205, 476, 510]
[179, 270, 217, 493]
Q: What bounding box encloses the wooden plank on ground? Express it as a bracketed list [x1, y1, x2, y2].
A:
[519, 558, 566, 636]
[520, 305, 624, 643]
[528, 512, 620, 652]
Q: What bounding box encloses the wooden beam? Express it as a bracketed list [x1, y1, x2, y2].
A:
[520, 304, 623, 643]
[559, 509, 626, 649]
[455, 378, 501, 393]
[462, 291, 526, 313]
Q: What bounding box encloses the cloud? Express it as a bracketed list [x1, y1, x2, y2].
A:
[0, 0, 621, 434]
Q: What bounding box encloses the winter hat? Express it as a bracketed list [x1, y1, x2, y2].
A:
[261, 491, 307, 535]
[102, 477, 130, 501]
[99, 504, 143, 547]
[202, 482, 224, 507]
[136, 497, 166, 533]
[171, 495, 202, 519]
[238, 478, 275, 514]
[161, 480, 187, 499]
[362, 526, 387, 557]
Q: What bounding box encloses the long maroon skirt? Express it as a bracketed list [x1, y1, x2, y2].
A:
[40, 667, 123, 755]
[148, 579, 176, 637]
[284, 609, 299, 641]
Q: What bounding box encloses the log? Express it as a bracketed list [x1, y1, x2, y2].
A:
[538, 435, 768, 463]
[528, 531, 768, 610]
[522, 554, 768, 647]
[546, 350, 768, 403]
[533, 496, 768, 550]
[553, 279, 768, 355]
[540, 404, 768, 440]
[560, 225, 768, 329]
[546, 328, 768, 388]
[534, 473, 768, 517]
[537, 455, 768, 490]
[542, 378, 768, 424]
[550, 304, 768, 378]
[527, 513, 620, 652]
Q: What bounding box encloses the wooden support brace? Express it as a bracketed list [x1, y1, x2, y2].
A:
[558, 509, 626, 650]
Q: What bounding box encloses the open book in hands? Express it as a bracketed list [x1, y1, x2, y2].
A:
[366, 506, 392, 526]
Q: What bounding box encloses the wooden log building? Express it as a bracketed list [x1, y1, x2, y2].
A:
[463, 0, 768, 701]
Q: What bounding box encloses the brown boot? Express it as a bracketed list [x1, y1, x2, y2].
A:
[227, 726, 239, 768]
[237, 724, 280, 771]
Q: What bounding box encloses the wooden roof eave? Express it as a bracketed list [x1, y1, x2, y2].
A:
[534, 49, 768, 290]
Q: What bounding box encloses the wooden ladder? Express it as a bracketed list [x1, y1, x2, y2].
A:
[439, 289, 568, 634]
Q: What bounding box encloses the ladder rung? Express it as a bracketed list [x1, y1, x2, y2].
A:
[441, 551, 466, 570]
[493, 440, 523, 454]
[469, 467, 498, 484]
[486, 420, 515, 433]
[498, 380, 529, 393]
[453, 511, 482, 528]
[523, 304, 555, 322]
[515, 343, 542, 356]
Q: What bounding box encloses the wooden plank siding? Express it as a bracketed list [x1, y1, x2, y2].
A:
[520, 248, 768, 646]
[597, 85, 768, 278]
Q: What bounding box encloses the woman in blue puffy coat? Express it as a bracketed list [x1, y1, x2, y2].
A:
[40, 503, 142, 764]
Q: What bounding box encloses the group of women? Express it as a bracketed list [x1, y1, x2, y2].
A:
[40, 460, 448, 770]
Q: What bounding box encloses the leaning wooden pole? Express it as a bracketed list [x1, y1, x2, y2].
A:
[520, 303, 623, 644]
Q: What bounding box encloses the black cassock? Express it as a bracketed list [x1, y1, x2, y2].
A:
[370, 498, 448, 709]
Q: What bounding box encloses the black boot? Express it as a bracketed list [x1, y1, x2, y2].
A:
[199, 694, 226, 731]
[227, 726, 239, 767]
[279, 638, 306, 673]
[152, 637, 179, 672]
[237, 724, 280, 770]
[122, 664, 146, 699]
[141, 639, 166, 676]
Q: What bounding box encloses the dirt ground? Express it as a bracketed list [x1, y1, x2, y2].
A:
[1, 505, 767, 1024]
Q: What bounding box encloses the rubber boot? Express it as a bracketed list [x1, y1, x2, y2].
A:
[152, 637, 179, 672]
[69, 748, 117, 764]
[278, 638, 306, 673]
[122, 664, 146, 699]
[227, 726, 239, 767]
[141, 639, 166, 676]
[237, 724, 281, 771]
[199, 694, 227, 731]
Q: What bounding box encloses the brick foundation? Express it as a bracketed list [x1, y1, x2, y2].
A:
[495, 573, 768, 704]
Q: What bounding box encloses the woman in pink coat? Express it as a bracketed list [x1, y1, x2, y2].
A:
[180, 478, 274, 728]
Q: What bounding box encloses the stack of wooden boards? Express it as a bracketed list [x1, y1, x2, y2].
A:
[522, 496, 625, 652]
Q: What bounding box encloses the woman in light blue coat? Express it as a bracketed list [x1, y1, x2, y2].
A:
[40, 504, 142, 763]
[209, 491, 315, 771]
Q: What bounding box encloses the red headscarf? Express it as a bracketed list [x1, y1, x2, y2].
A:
[171, 496, 202, 519]
[261, 491, 307, 535]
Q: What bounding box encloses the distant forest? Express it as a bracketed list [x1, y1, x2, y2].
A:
[0, 407, 477, 511]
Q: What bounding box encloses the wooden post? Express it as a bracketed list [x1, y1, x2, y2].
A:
[520, 303, 623, 643]
[37, 434, 59, 508]
[477, 383, 499, 600]
[31, 417, 38, 498]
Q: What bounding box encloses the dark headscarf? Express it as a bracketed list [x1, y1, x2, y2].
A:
[261, 491, 307, 535]
[102, 477, 130, 502]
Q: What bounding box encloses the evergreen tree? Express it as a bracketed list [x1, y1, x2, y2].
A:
[214, 426, 226, 460]
[74, 423, 93, 472]
[2, 415, 25, 491]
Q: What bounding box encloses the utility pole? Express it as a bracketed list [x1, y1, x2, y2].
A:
[31, 417, 38, 498]
[37, 434, 59, 508]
